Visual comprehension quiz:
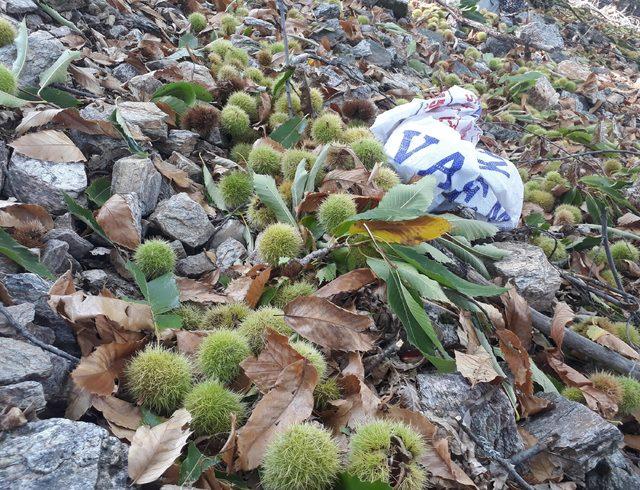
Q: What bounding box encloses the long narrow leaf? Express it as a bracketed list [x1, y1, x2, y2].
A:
[202, 164, 227, 210]
[38, 50, 82, 95]
[253, 173, 296, 227]
[291, 158, 308, 210]
[63, 192, 110, 243]
[0, 228, 55, 279]
[12, 19, 28, 78]
[305, 144, 330, 194]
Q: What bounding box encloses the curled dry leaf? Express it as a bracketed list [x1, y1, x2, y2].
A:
[586, 325, 640, 360]
[454, 348, 502, 388]
[225, 264, 271, 308]
[546, 355, 617, 419]
[314, 268, 377, 298]
[236, 359, 317, 471]
[65, 382, 93, 421]
[549, 302, 574, 355]
[176, 277, 227, 304]
[71, 341, 143, 396]
[283, 296, 375, 351]
[128, 408, 193, 485]
[296, 191, 328, 216]
[0, 407, 28, 431]
[0, 201, 54, 231]
[49, 269, 75, 295]
[324, 373, 380, 433]
[500, 286, 533, 350]
[495, 329, 550, 417]
[95, 194, 141, 250]
[154, 158, 196, 191]
[9, 129, 86, 163]
[92, 395, 142, 430]
[219, 413, 237, 473]
[241, 329, 303, 393]
[175, 330, 210, 356]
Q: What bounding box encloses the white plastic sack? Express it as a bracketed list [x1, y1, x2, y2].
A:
[371, 86, 523, 229]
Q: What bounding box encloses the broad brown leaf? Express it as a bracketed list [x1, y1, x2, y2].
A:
[92, 395, 142, 430]
[154, 158, 195, 191]
[454, 348, 502, 387]
[71, 341, 142, 396]
[9, 130, 86, 163]
[241, 329, 303, 393]
[0, 201, 54, 230]
[128, 408, 192, 484]
[586, 325, 640, 360]
[236, 359, 317, 471]
[314, 268, 377, 298]
[349, 215, 451, 244]
[284, 296, 375, 351]
[296, 191, 328, 216]
[226, 265, 271, 308]
[175, 330, 210, 356]
[176, 277, 227, 304]
[550, 302, 574, 354]
[95, 194, 141, 250]
[325, 373, 380, 433]
[501, 287, 533, 350]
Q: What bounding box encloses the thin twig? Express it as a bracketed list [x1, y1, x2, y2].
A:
[456, 416, 535, 490]
[520, 149, 640, 164]
[600, 206, 625, 292]
[510, 434, 560, 466]
[580, 224, 640, 242]
[290, 242, 343, 268]
[0, 304, 80, 364]
[559, 272, 634, 308]
[275, 0, 293, 117]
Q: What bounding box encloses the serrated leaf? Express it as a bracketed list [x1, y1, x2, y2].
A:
[202, 164, 227, 210]
[38, 50, 82, 95]
[178, 32, 198, 49]
[179, 443, 216, 486]
[272, 68, 294, 99]
[85, 176, 112, 207]
[316, 263, 337, 283]
[391, 260, 450, 304]
[253, 173, 296, 227]
[153, 95, 189, 115]
[0, 228, 54, 279]
[472, 243, 511, 260]
[336, 472, 392, 490]
[305, 144, 330, 194]
[414, 242, 453, 264]
[437, 237, 490, 279]
[38, 86, 80, 108]
[152, 81, 212, 105]
[155, 313, 183, 330]
[291, 158, 308, 210]
[140, 408, 164, 427]
[0, 90, 30, 108]
[12, 19, 28, 78]
[270, 116, 308, 148]
[378, 176, 436, 212]
[109, 108, 148, 157]
[147, 273, 181, 315]
[441, 214, 498, 241]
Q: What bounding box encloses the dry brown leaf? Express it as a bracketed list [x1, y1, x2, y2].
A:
[95, 194, 141, 250]
[315, 268, 377, 297]
[92, 395, 142, 430]
[343, 351, 366, 378]
[587, 325, 640, 360]
[0, 201, 54, 230]
[236, 359, 317, 471]
[546, 355, 617, 418]
[219, 413, 237, 474]
[241, 329, 303, 393]
[71, 341, 143, 396]
[154, 158, 195, 191]
[295, 191, 329, 216]
[454, 348, 502, 387]
[9, 130, 86, 162]
[518, 428, 563, 483]
[495, 329, 550, 417]
[325, 373, 380, 433]
[257, 92, 271, 125]
[226, 265, 271, 308]
[618, 212, 640, 231]
[0, 407, 27, 430]
[284, 296, 375, 351]
[550, 302, 574, 354]
[501, 287, 533, 350]
[128, 408, 192, 485]
[49, 270, 76, 295]
[175, 330, 210, 356]
[65, 383, 93, 420]
[624, 434, 640, 451]
[176, 277, 227, 304]
[349, 215, 451, 244]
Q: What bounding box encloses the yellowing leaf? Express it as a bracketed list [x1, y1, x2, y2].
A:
[349, 215, 450, 244]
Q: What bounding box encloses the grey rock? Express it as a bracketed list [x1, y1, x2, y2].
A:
[119, 193, 143, 242]
[5, 154, 87, 215]
[0, 31, 64, 87]
[417, 373, 523, 457]
[310, 18, 345, 45]
[215, 238, 246, 270]
[528, 75, 559, 110]
[0, 255, 21, 274]
[243, 17, 275, 36]
[111, 63, 140, 83]
[169, 152, 203, 182]
[176, 252, 216, 278]
[80, 269, 109, 291]
[126, 72, 163, 101]
[0, 381, 46, 417]
[423, 303, 459, 349]
[0, 418, 128, 489]
[520, 393, 623, 483]
[71, 132, 130, 174]
[177, 62, 216, 90]
[352, 40, 394, 68]
[111, 157, 162, 216]
[209, 219, 246, 249]
[44, 228, 94, 259]
[485, 36, 514, 57]
[41, 239, 71, 275]
[117, 102, 168, 140]
[517, 20, 564, 52]
[54, 213, 75, 230]
[109, 25, 129, 39]
[585, 450, 640, 490]
[0, 303, 35, 336]
[168, 240, 187, 260]
[157, 130, 199, 156]
[6, 0, 38, 14]
[46, 0, 88, 11]
[624, 177, 640, 209]
[364, 0, 408, 18]
[151, 193, 215, 248]
[477, 0, 499, 14]
[315, 3, 341, 19]
[0, 141, 7, 192]
[490, 242, 561, 311]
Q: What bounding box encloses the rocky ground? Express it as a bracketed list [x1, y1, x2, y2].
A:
[1, 0, 640, 488]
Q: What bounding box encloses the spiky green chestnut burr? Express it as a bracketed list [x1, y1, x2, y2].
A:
[374, 167, 400, 191]
[202, 302, 251, 330]
[230, 142, 252, 165]
[227, 91, 258, 121]
[317, 193, 357, 235]
[290, 340, 327, 379]
[248, 146, 282, 176]
[589, 372, 623, 404]
[562, 386, 585, 403]
[238, 307, 293, 354]
[188, 12, 207, 33]
[219, 170, 253, 208]
[184, 380, 246, 436]
[351, 138, 386, 169]
[526, 189, 555, 212]
[314, 377, 341, 410]
[176, 304, 205, 330]
[247, 196, 276, 230]
[616, 377, 640, 415]
[257, 223, 303, 266]
[554, 204, 582, 225]
[272, 281, 316, 309]
[197, 328, 252, 383]
[134, 239, 177, 280]
[0, 64, 17, 95]
[311, 113, 344, 143]
[0, 19, 15, 48]
[261, 423, 341, 490]
[126, 346, 192, 415]
[281, 149, 316, 181]
[220, 105, 251, 139]
[532, 235, 568, 262]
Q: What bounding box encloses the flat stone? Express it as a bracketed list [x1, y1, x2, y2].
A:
[310, 18, 346, 45]
[216, 238, 246, 270]
[0, 381, 46, 417]
[517, 20, 565, 52]
[416, 373, 523, 457]
[46, 0, 88, 11]
[169, 152, 203, 182]
[0, 141, 7, 192]
[177, 62, 216, 91]
[557, 59, 591, 80]
[44, 228, 94, 259]
[364, 0, 408, 18]
[117, 102, 168, 140]
[111, 63, 140, 83]
[110, 157, 162, 216]
[490, 242, 561, 312]
[150, 193, 215, 248]
[5, 154, 87, 215]
[6, 0, 38, 14]
[314, 3, 341, 20]
[176, 252, 216, 278]
[0, 303, 35, 336]
[0, 31, 64, 87]
[157, 130, 199, 156]
[209, 219, 246, 249]
[41, 239, 70, 275]
[528, 76, 560, 110]
[168, 240, 187, 260]
[585, 450, 640, 489]
[520, 393, 623, 483]
[80, 269, 109, 291]
[126, 72, 163, 101]
[242, 17, 275, 36]
[352, 39, 394, 68]
[0, 418, 128, 489]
